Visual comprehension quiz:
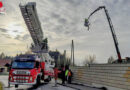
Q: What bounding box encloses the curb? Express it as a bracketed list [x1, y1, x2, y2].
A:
[58, 82, 104, 90]
[57, 83, 80, 90]
[71, 83, 107, 90]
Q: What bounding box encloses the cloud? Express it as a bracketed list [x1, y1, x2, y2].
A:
[13, 30, 18, 32]
[51, 12, 61, 19]
[0, 0, 130, 64]
[42, 0, 130, 64]
[22, 34, 30, 40]
[14, 35, 21, 40]
[14, 34, 30, 41]
[65, 0, 82, 6]
[0, 28, 8, 32]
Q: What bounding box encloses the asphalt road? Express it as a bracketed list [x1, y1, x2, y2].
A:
[0, 75, 101, 90]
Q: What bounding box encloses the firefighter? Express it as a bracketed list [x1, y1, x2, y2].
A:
[61, 65, 65, 84]
[54, 65, 58, 86]
[65, 65, 69, 82]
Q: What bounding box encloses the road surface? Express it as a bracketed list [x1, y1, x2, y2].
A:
[0, 75, 101, 90]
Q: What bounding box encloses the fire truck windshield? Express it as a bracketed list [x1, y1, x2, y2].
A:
[12, 61, 35, 69]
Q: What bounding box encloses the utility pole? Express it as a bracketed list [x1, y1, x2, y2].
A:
[84, 6, 122, 63]
[71, 40, 75, 66]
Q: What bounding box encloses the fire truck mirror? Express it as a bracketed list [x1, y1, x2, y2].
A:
[8, 66, 11, 72]
[5, 63, 11, 71]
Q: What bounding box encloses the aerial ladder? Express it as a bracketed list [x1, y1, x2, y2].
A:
[19, 2, 54, 78]
[20, 2, 46, 53]
[19, 2, 53, 60]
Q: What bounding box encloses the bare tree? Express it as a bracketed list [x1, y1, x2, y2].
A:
[83, 55, 96, 66]
[108, 56, 115, 64]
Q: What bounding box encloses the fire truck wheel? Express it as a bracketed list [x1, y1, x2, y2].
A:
[44, 79, 49, 82]
[15, 84, 18, 88]
[48, 76, 51, 81]
[44, 76, 51, 82]
[36, 76, 41, 85]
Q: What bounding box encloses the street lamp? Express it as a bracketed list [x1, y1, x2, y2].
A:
[84, 6, 122, 63]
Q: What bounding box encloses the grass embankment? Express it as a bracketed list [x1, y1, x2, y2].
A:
[0, 82, 3, 90]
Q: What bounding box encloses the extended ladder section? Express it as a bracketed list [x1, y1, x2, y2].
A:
[19, 2, 54, 64]
[19, 2, 47, 53]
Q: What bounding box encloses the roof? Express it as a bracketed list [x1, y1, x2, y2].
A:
[14, 54, 40, 62]
[0, 60, 12, 67]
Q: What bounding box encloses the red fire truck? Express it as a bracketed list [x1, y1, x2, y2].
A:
[8, 2, 55, 88]
[9, 54, 54, 88]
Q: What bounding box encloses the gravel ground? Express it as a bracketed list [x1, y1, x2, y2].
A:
[0, 75, 75, 90]
[0, 75, 101, 90]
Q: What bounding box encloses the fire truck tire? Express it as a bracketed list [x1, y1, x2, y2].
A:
[44, 76, 51, 82]
[48, 76, 51, 81]
[44, 79, 49, 82]
[36, 76, 41, 85]
[15, 84, 18, 88]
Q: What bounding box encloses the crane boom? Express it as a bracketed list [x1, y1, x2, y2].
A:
[103, 7, 122, 62]
[85, 6, 122, 62]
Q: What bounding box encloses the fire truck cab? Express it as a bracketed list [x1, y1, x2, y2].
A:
[8, 54, 53, 88]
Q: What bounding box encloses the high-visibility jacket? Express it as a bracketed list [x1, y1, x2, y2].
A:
[68, 71, 71, 76]
[65, 70, 69, 76]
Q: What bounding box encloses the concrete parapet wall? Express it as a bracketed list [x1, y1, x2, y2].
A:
[71, 64, 130, 90]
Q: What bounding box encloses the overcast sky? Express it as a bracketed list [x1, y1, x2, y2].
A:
[0, 0, 130, 64]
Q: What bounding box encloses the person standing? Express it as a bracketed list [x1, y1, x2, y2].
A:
[61, 65, 65, 84]
[65, 65, 69, 82]
[68, 69, 73, 84]
[54, 66, 58, 86]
